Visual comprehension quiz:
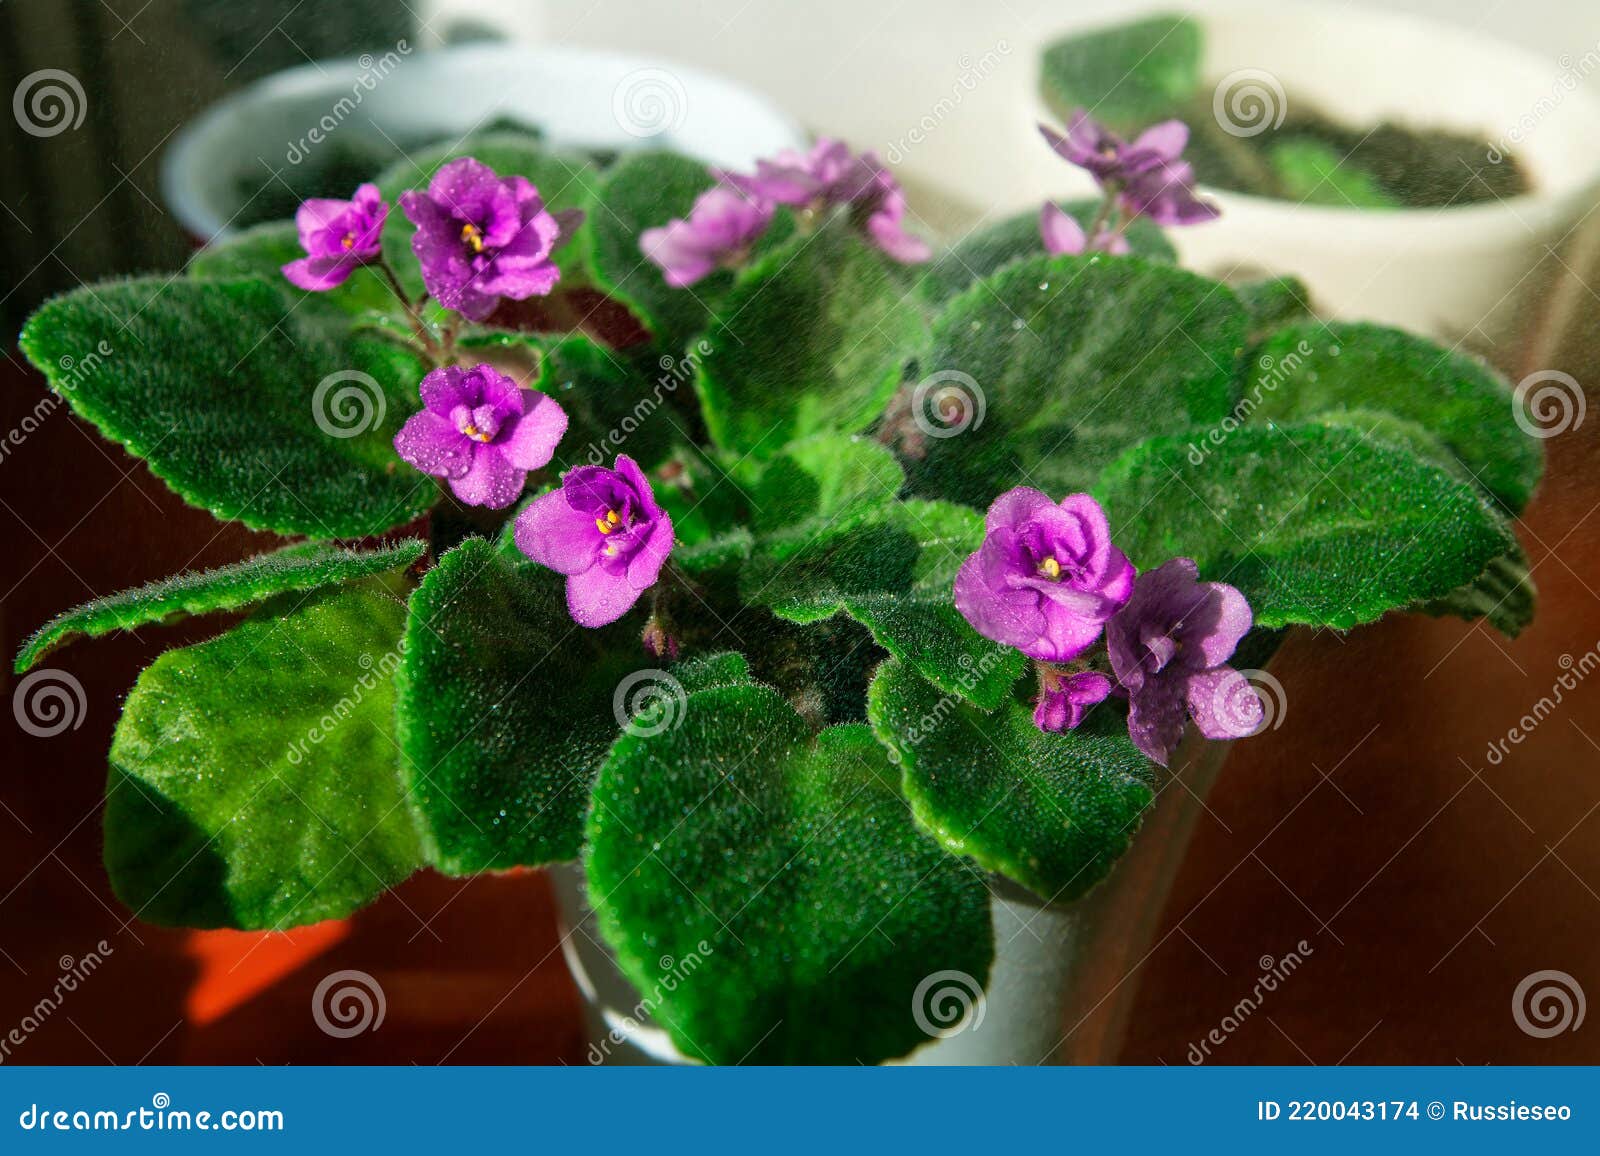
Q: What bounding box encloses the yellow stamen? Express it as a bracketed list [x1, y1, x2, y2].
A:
[340, 233, 356, 250]
[460, 422, 492, 443]
[595, 508, 622, 535]
[1039, 557, 1062, 580]
[460, 222, 485, 253]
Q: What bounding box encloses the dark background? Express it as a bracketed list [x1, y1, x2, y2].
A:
[3, 0, 1599, 1065]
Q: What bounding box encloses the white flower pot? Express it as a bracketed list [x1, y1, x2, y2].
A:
[552, 734, 1233, 1066]
[160, 43, 807, 243]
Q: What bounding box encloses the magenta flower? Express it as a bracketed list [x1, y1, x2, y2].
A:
[393, 363, 567, 509]
[281, 183, 388, 291]
[1039, 112, 1217, 229]
[1105, 558, 1258, 766]
[723, 138, 930, 263]
[640, 185, 775, 287]
[954, 488, 1135, 664]
[399, 157, 572, 321]
[514, 455, 675, 628]
[1034, 669, 1113, 733]
[1039, 203, 1130, 256]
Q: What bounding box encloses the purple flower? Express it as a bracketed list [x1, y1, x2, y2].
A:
[399, 157, 572, 321]
[1039, 203, 1130, 256]
[640, 185, 774, 287]
[281, 183, 388, 291]
[723, 138, 929, 263]
[954, 488, 1135, 664]
[514, 455, 675, 628]
[394, 363, 567, 509]
[1039, 112, 1217, 228]
[1105, 558, 1258, 766]
[1034, 669, 1113, 733]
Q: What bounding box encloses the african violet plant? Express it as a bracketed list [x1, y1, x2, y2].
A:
[15, 109, 1539, 1065]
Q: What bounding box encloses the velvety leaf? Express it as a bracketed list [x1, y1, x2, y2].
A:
[1268, 139, 1400, 208]
[740, 499, 1025, 709]
[868, 658, 1154, 902]
[1039, 13, 1202, 132]
[105, 583, 421, 929]
[188, 221, 400, 318]
[15, 539, 424, 673]
[909, 253, 1244, 504]
[533, 335, 685, 471]
[394, 538, 646, 872]
[1422, 544, 1535, 639]
[1094, 418, 1519, 629]
[588, 150, 794, 351]
[1234, 275, 1315, 342]
[748, 432, 905, 532]
[1244, 320, 1542, 511]
[920, 200, 1175, 307]
[671, 650, 757, 694]
[696, 224, 926, 457]
[586, 683, 994, 1064]
[19, 278, 435, 536]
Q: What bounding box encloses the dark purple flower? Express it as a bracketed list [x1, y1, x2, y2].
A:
[281, 183, 388, 291]
[514, 454, 675, 628]
[1039, 203, 1130, 256]
[1033, 669, 1113, 733]
[393, 363, 567, 509]
[954, 488, 1135, 664]
[1105, 558, 1257, 766]
[723, 138, 929, 263]
[640, 185, 774, 287]
[1039, 112, 1217, 228]
[399, 157, 570, 321]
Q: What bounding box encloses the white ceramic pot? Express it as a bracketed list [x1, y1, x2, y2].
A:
[160, 43, 808, 243]
[551, 734, 1233, 1066]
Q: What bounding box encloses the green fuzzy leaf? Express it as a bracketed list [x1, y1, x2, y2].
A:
[15, 539, 424, 673]
[1234, 275, 1315, 342]
[187, 221, 401, 319]
[671, 651, 757, 694]
[395, 539, 647, 872]
[1094, 418, 1519, 629]
[748, 432, 905, 532]
[696, 224, 926, 458]
[588, 150, 794, 351]
[533, 335, 685, 471]
[105, 583, 421, 929]
[19, 278, 435, 537]
[1039, 13, 1202, 133]
[1244, 321, 1542, 511]
[869, 658, 1155, 902]
[1267, 138, 1401, 208]
[586, 684, 994, 1064]
[740, 499, 1025, 709]
[909, 254, 1244, 505]
[1422, 543, 1535, 638]
[920, 200, 1175, 307]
